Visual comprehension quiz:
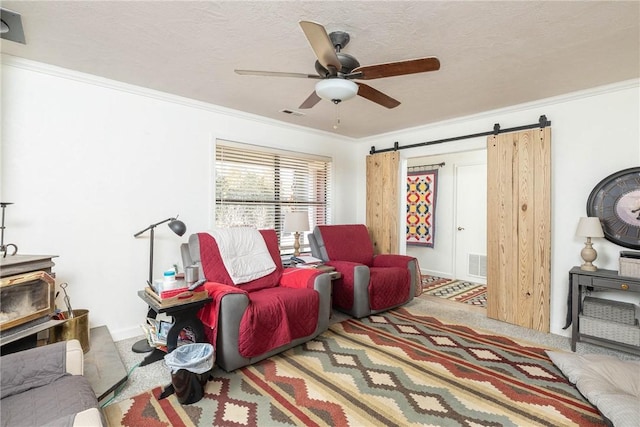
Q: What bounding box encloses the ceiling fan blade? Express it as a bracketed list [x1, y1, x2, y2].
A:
[356, 83, 401, 109]
[235, 69, 320, 79]
[351, 57, 440, 80]
[299, 21, 341, 71]
[299, 91, 322, 109]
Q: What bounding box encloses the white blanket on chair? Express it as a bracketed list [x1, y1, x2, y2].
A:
[207, 228, 276, 285]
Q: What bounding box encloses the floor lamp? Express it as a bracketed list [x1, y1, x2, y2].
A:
[132, 216, 186, 353]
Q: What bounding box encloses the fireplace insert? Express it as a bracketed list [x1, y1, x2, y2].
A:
[0, 271, 55, 333]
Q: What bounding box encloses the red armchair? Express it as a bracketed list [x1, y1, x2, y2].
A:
[188, 229, 331, 371]
[309, 224, 417, 318]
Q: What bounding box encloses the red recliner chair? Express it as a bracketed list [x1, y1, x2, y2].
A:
[309, 224, 417, 318]
[188, 229, 331, 371]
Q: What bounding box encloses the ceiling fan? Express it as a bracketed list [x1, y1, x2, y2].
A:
[235, 21, 440, 110]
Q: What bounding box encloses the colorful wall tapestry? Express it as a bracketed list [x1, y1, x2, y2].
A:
[406, 169, 437, 247]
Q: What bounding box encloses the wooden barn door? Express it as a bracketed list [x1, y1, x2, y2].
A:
[487, 128, 551, 332]
[366, 152, 400, 255]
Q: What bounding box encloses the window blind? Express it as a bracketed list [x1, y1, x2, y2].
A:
[215, 140, 332, 253]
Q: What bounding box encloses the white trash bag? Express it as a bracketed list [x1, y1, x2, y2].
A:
[164, 343, 214, 374]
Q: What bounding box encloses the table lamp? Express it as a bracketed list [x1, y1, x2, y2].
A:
[575, 217, 604, 271]
[284, 211, 310, 257]
[132, 215, 186, 353]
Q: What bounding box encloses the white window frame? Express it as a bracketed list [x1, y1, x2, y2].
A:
[214, 139, 332, 253]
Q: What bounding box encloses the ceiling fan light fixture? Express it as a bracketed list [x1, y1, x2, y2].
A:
[315, 79, 358, 103]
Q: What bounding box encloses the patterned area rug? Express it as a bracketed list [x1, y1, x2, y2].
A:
[103, 308, 603, 427]
[422, 275, 487, 308]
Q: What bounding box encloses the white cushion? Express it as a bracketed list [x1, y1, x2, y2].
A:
[207, 228, 276, 285]
[547, 350, 640, 427]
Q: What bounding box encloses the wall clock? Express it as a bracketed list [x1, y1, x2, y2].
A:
[587, 167, 640, 249]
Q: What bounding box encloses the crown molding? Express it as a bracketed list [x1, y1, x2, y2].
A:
[1, 54, 357, 142]
[359, 78, 639, 144]
[3, 54, 635, 146]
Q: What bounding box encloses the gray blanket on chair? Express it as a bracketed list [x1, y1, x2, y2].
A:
[1, 341, 68, 398]
[1, 341, 97, 427]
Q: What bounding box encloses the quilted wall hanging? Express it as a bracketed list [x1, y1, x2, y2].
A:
[406, 169, 438, 247]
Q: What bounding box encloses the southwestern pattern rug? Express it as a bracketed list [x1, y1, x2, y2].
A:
[422, 275, 488, 308]
[103, 308, 603, 426]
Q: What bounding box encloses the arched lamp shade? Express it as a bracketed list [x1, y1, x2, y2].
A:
[168, 219, 186, 236]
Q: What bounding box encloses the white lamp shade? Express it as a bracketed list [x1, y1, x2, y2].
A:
[315, 79, 358, 102]
[284, 211, 310, 233]
[575, 217, 604, 237]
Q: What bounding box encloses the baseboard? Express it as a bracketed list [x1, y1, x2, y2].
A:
[420, 269, 453, 279]
[109, 326, 144, 342]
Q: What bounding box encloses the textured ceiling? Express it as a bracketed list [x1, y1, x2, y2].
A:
[1, 1, 639, 139]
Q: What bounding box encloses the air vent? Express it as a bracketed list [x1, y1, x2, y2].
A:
[468, 254, 487, 278]
[280, 109, 305, 117]
[1, 8, 26, 44]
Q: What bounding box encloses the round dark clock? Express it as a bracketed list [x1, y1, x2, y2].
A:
[587, 167, 640, 249]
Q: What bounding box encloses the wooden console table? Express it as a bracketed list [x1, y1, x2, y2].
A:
[569, 267, 640, 355]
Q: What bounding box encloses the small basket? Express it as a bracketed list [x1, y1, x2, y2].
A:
[620, 257, 640, 278]
[583, 296, 637, 325]
[579, 314, 640, 347]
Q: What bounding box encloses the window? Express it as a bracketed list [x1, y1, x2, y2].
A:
[215, 140, 332, 253]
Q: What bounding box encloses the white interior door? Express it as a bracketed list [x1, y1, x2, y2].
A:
[454, 162, 487, 283]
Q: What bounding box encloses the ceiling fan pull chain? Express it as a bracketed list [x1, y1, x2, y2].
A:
[333, 103, 341, 129]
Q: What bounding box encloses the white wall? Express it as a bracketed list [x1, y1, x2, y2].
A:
[405, 150, 487, 279]
[354, 80, 640, 336]
[3, 55, 638, 341]
[1, 57, 357, 340]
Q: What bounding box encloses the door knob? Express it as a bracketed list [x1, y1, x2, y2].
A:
[457, 227, 465, 231]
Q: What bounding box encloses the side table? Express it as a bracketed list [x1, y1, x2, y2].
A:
[569, 267, 640, 355]
[136, 290, 212, 366]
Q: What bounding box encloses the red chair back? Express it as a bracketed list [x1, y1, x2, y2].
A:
[316, 224, 374, 266]
[197, 229, 284, 292]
